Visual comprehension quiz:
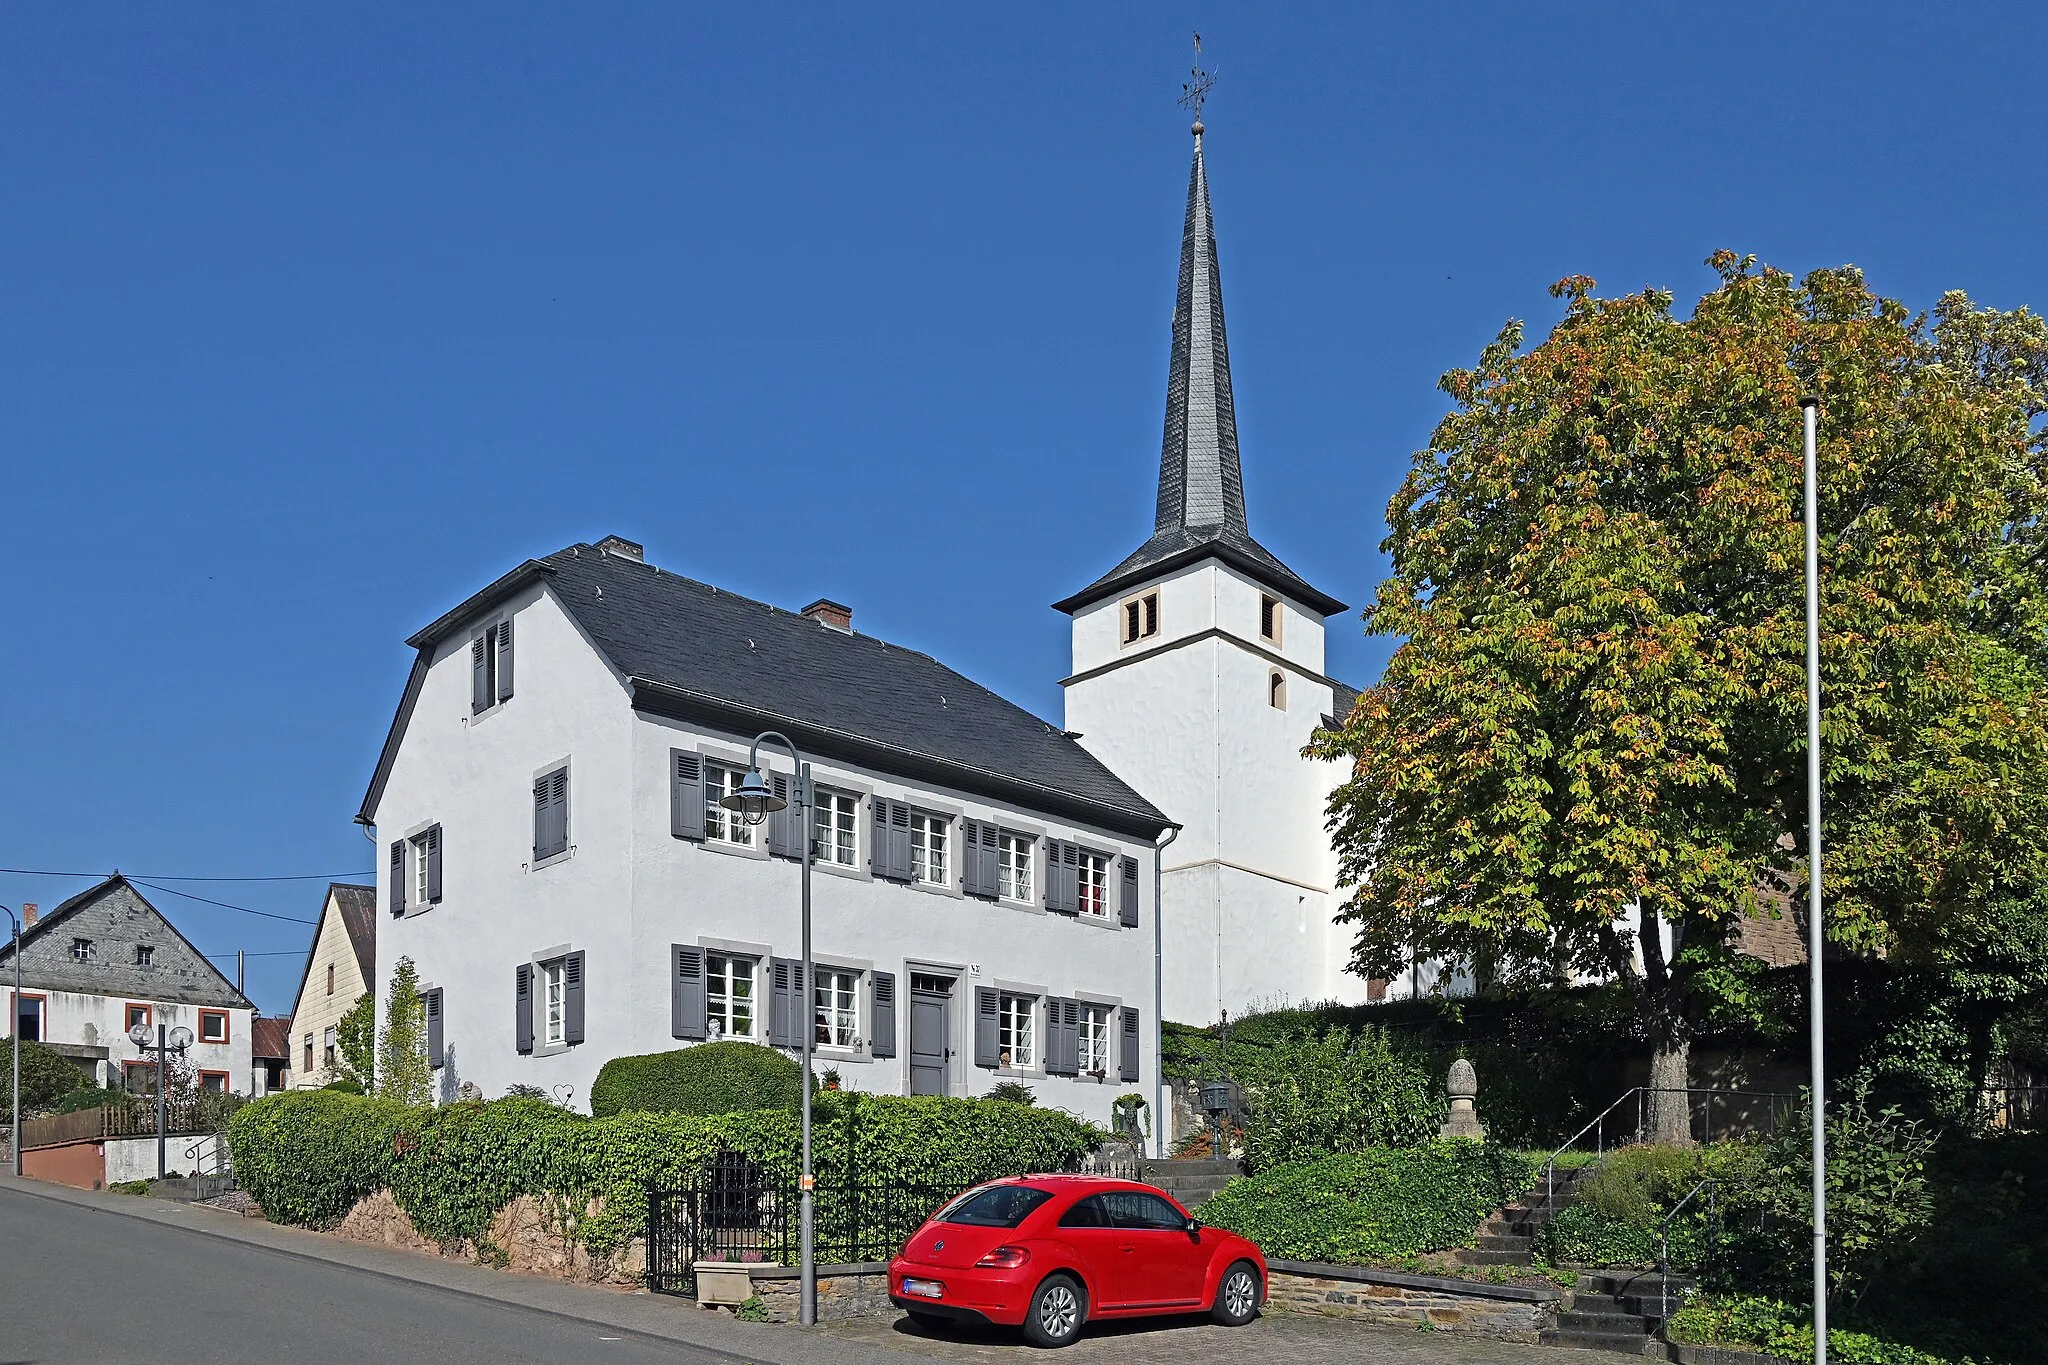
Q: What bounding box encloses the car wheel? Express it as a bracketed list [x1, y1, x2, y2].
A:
[1021, 1273, 1086, 1348]
[906, 1310, 951, 1332]
[1212, 1260, 1261, 1326]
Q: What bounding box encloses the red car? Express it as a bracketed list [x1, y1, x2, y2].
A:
[887, 1174, 1267, 1348]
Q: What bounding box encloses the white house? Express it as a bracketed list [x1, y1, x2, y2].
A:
[356, 543, 1174, 1130]
[1055, 124, 1378, 1024]
[0, 875, 255, 1096]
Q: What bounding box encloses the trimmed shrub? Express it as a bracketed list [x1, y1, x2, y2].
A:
[1578, 1143, 1705, 1223]
[1667, 1294, 1964, 1365]
[1541, 1202, 1662, 1267]
[228, 1090, 410, 1226]
[1225, 1025, 1441, 1169]
[5, 1039, 88, 1113]
[588, 1043, 801, 1118]
[1198, 1142, 1538, 1264]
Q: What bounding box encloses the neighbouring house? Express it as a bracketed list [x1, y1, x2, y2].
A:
[0, 874, 255, 1096]
[283, 883, 375, 1088]
[250, 1015, 292, 1095]
[357, 538, 1175, 1128]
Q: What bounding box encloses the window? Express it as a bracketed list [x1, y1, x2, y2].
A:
[1100, 1190, 1188, 1230]
[125, 1003, 151, 1034]
[706, 953, 757, 1040]
[1121, 591, 1160, 645]
[134, 944, 154, 968]
[909, 811, 948, 885]
[1269, 670, 1287, 710]
[704, 765, 755, 847]
[1260, 594, 1282, 644]
[327, 964, 335, 996]
[71, 937, 95, 963]
[414, 833, 432, 904]
[937, 1185, 1055, 1228]
[1076, 850, 1110, 919]
[304, 1034, 314, 1072]
[997, 994, 1036, 1069]
[124, 1061, 159, 1096]
[1078, 1004, 1111, 1075]
[810, 790, 859, 867]
[997, 831, 1034, 901]
[13, 994, 43, 1043]
[199, 1010, 229, 1044]
[1058, 1195, 1111, 1228]
[198, 1071, 229, 1094]
[323, 1027, 337, 1068]
[471, 617, 513, 714]
[543, 958, 567, 1046]
[533, 768, 569, 861]
[814, 968, 858, 1050]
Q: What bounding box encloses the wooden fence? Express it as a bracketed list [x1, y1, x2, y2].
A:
[20, 1097, 243, 1151]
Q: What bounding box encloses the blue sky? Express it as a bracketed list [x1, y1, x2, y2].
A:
[5, 5, 2043, 1015]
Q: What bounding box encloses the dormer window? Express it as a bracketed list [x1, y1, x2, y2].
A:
[1260, 594, 1282, 645]
[1121, 591, 1160, 646]
[471, 617, 515, 714]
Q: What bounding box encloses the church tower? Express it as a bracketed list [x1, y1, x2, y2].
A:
[1055, 120, 1367, 1024]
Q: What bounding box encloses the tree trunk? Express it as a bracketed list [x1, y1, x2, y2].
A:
[1646, 1035, 1693, 1146]
[1638, 902, 1694, 1146]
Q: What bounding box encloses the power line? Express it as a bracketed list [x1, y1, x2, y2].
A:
[0, 867, 371, 882]
[129, 880, 319, 925]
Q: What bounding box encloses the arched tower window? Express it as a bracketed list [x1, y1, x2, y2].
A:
[1268, 670, 1287, 710]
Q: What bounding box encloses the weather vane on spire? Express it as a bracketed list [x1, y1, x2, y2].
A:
[1179, 31, 1214, 135]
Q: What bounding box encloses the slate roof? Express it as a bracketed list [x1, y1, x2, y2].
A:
[0, 874, 251, 1009]
[360, 545, 1174, 839]
[331, 884, 377, 985]
[1053, 130, 1344, 620]
[1324, 679, 1362, 731]
[250, 1015, 292, 1061]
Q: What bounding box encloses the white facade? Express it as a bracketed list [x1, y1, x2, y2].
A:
[1064, 561, 1366, 1023]
[368, 576, 1160, 1129]
[4, 986, 252, 1096]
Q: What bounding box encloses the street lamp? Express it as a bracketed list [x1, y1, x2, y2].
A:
[4, 906, 20, 1177]
[129, 1020, 193, 1180]
[718, 732, 817, 1326]
[1800, 394, 1830, 1364]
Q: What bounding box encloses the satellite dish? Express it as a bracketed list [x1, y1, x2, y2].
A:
[168, 1025, 194, 1050]
[128, 1022, 152, 1047]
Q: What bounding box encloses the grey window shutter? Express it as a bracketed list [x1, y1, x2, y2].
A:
[426, 825, 444, 903]
[425, 988, 444, 1068]
[515, 964, 533, 1054]
[974, 987, 1000, 1068]
[1046, 998, 1076, 1076]
[672, 945, 706, 1040]
[472, 634, 490, 714]
[767, 772, 797, 858]
[562, 951, 585, 1045]
[769, 957, 795, 1047]
[389, 840, 405, 916]
[869, 971, 896, 1058]
[553, 770, 570, 858]
[533, 777, 549, 860]
[959, 820, 980, 895]
[1119, 1006, 1141, 1082]
[1119, 854, 1139, 928]
[868, 799, 887, 876]
[981, 824, 1000, 899]
[889, 801, 913, 881]
[495, 617, 514, 702]
[671, 751, 705, 840]
[534, 769, 568, 861]
[1047, 840, 1077, 915]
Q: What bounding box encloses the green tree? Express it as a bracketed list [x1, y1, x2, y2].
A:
[5, 1038, 90, 1113]
[1312, 254, 2048, 1139]
[334, 991, 375, 1088]
[377, 957, 432, 1106]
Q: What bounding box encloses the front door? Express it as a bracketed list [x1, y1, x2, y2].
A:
[908, 973, 953, 1096]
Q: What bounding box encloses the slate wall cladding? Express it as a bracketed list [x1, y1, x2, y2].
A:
[2, 879, 245, 1007]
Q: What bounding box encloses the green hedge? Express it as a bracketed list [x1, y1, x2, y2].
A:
[589, 1043, 800, 1118]
[1197, 1142, 1538, 1264]
[1667, 1295, 1970, 1365]
[228, 1089, 1102, 1256]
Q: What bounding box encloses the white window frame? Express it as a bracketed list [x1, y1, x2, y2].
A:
[1076, 849, 1111, 919]
[997, 993, 1038, 1070]
[706, 952, 758, 1041]
[412, 831, 433, 906]
[704, 764, 756, 848]
[542, 959, 567, 1046]
[997, 831, 1034, 902]
[71, 938, 95, 963]
[813, 966, 860, 1051]
[1078, 1003, 1111, 1076]
[909, 810, 949, 886]
[810, 789, 860, 868]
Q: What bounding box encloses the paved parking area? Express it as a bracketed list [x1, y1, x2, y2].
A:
[824, 1309, 1602, 1364]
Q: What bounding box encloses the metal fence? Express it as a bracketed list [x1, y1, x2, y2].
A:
[646, 1155, 981, 1295]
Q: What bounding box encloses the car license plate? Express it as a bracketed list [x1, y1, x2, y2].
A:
[902, 1278, 944, 1299]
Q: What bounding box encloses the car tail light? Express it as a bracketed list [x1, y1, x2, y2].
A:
[974, 1245, 1031, 1269]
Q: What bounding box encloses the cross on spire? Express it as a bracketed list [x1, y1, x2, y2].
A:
[1178, 32, 1214, 134]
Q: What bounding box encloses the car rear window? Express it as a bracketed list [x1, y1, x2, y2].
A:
[935, 1185, 1055, 1228]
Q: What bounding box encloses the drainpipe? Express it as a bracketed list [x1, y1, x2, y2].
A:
[1153, 825, 1178, 1159]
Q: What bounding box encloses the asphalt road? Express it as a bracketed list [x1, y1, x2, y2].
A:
[0, 1183, 746, 1365]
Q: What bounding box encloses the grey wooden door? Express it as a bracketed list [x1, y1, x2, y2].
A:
[908, 975, 953, 1096]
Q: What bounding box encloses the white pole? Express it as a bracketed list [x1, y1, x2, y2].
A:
[1801, 394, 1829, 1364]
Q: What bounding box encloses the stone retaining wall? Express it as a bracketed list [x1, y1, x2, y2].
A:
[739, 1264, 895, 1322]
[1265, 1260, 1561, 1340]
[330, 1189, 645, 1286]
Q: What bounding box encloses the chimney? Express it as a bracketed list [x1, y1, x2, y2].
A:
[22, 903, 37, 927]
[801, 599, 853, 632]
[595, 535, 644, 562]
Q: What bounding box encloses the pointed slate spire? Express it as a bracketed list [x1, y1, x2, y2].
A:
[1155, 129, 1247, 537]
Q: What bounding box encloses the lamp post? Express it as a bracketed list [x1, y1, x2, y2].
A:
[4, 905, 19, 1177]
[1800, 393, 1830, 1364]
[719, 732, 816, 1326]
[129, 1021, 193, 1180]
